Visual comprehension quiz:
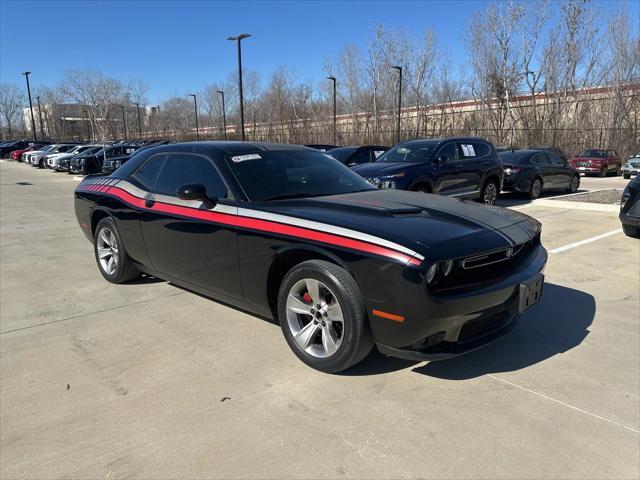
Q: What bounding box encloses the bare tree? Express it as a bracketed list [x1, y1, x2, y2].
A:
[0, 84, 24, 138]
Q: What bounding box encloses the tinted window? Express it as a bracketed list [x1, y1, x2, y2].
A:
[226, 150, 373, 201]
[155, 153, 227, 198]
[327, 147, 357, 163]
[132, 154, 166, 190]
[377, 142, 437, 162]
[547, 153, 563, 165]
[349, 148, 372, 165]
[438, 142, 458, 161]
[531, 153, 548, 165]
[498, 151, 533, 164]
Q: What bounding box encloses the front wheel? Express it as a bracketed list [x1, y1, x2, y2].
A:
[479, 180, 498, 205]
[277, 260, 373, 373]
[623, 173, 631, 179]
[567, 175, 580, 193]
[94, 217, 140, 283]
[600, 167, 607, 177]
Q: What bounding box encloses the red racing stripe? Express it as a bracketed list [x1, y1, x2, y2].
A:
[89, 185, 421, 266]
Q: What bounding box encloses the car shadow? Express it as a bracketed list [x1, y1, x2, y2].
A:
[345, 283, 595, 378]
[496, 190, 589, 208]
[128, 273, 164, 285]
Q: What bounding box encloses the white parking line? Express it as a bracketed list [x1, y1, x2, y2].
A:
[549, 229, 623, 254]
[488, 375, 639, 434]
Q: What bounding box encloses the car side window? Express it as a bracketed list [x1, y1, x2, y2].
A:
[547, 153, 563, 166]
[348, 149, 371, 165]
[531, 153, 547, 165]
[155, 153, 228, 198]
[131, 154, 167, 191]
[373, 149, 386, 159]
[456, 143, 477, 159]
[437, 142, 457, 162]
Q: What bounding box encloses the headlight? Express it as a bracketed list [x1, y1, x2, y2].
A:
[78, 158, 86, 165]
[425, 259, 455, 286]
[441, 259, 454, 276]
[113, 160, 121, 168]
[376, 173, 405, 189]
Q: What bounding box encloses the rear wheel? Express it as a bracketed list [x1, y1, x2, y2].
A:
[479, 180, 498, 205]
[624, 173, 631, 179]
[600, 166, 607, 177]
[94, 217, 140, 283]
[616, 165, 622, 176]
[528, 178, 543, 199]
[412, 184, 431, 193]
[278, 260, 373, 373]
[622, 224, 640, 239]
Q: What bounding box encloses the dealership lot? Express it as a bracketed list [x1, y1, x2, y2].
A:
[0, 161, 638, 478]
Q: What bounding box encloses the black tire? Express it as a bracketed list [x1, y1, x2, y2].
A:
[478, 180, 499, 205]
[566, 174, 580, 193]
[622, 224, 640, 239]
[277, 260, 373, 373]
[528, 177, 543, 199]
[93, 217, 140, 283]
[412, 184, 431, 193]
[600, 167, 607, 177]
[616, 165, 622, 176]
[623, 173, 631, 179]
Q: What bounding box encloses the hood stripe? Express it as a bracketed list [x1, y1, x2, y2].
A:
[77, 181, 423, 266]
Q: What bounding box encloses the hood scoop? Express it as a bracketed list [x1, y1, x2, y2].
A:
[387, 207, 425, 217]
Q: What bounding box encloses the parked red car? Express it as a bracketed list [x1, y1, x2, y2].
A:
[569, 149, 622, 177]
[10, 145, 42, 161]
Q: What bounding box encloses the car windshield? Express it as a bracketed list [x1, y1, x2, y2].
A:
[40, 145, 56, 152]
[377, 142, 437, 162]
[578, 149, 606, 158]
[225, 149, 375, 201]
[327, 147, 357, 162]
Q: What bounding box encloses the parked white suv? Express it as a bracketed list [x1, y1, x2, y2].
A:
[45, 145, 100, 169]
[29, 144, 77, 168]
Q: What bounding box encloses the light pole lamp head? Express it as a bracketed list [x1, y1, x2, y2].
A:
[217, 90, 224, 95]
[228, 33, 251, 41]
[188, 93, 196, 98]
[22, 71, 31, 76]
[326, 76, 336, 82]
[392, 65, 402, 73]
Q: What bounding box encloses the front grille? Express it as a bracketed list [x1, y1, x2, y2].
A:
[432, 233, 541, 294]
[458, 310, 512, 343]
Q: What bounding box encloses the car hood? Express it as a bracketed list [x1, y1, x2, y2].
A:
[571, 157, 606, 162]
[252, 189, 540, 262]
[352, 161, 423, 176]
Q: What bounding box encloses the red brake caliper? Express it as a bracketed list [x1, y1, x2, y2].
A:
[303, 292, 312, 303]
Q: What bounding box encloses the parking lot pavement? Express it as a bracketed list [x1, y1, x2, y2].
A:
[1, 160, 638, 479]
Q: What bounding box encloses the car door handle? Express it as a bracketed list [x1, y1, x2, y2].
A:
[145, 199, 155, 208]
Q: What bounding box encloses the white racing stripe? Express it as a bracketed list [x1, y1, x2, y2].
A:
[549, 229, 623, 254]
[106, 180, 425, 261]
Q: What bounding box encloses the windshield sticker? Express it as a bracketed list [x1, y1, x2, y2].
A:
[232, 154, 262, 162]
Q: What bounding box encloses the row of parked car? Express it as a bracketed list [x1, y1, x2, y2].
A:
[3, 138, 639, 206]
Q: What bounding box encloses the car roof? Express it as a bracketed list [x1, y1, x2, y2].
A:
[151, 141, 311, 155]
[400, 137, 491, 147]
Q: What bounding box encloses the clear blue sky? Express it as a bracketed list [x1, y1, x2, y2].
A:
[1, 0, 638, 103]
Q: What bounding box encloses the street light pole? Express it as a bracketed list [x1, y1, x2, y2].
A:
[121, 105, 128, 140]
[217, 90, 227, 140]
[327, 76, 336, 145]
[35, 96, 46, 139]
[22, 72, 37, 142]
[392, 66, 402, 144]
[227, 33, 251, 141]
[134, 102, 142, 138]
[188, 93, 200, 141]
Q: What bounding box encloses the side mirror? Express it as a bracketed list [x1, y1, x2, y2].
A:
[176, 183, 217, 209]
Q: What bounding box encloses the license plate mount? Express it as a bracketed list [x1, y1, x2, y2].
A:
[519, 273, 544, 313]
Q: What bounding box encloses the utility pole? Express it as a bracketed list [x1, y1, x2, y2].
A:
[392, 66, 402, 144]
[134, 102, 142, 138]
[188, 93, 200, 141]
[227, 33, 251, 140]
[217, 90, 227, 140]
[36, 96, 46, 139]
[22, 72, 37, 142]
[327, 76, 336, 145]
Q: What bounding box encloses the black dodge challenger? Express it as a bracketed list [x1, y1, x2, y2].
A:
[74, 142, 547, 373]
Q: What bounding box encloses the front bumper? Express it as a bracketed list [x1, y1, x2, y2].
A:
[623, 169, 639, 176]
[573, 165, 603, 173]
[374, 246, 547, 361]
[69, 165, 86, 175]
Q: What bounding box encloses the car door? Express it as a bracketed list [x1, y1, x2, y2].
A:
[531, 153, 556, 189]
[548, 152, 571, 189]
[456, 141, 493, 195]
[135, 151, 242, 300]
[433, 142, 466, 195]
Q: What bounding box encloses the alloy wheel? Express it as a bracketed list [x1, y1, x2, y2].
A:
[532, 179, 542, 198]
[483, 183, 497, 205]
[285, 278, 344, 358]
[571, 176, 579, 192]
[96, 227, 119, 275]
